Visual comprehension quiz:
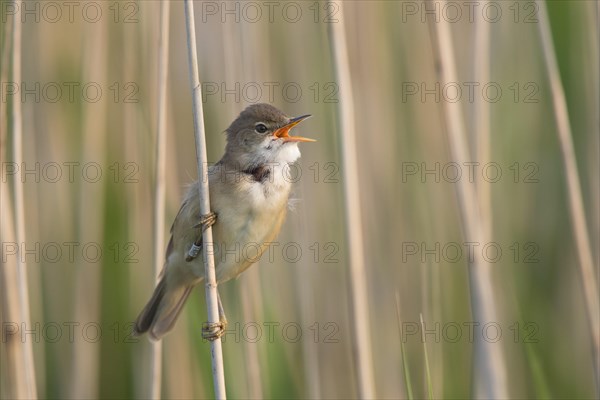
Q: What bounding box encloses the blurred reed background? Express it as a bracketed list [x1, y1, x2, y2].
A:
[1, 0, 598, 399]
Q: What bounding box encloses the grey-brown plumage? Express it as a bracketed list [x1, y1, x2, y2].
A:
[134, 104, 314, 340]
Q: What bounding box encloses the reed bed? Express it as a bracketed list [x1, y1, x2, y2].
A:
[1, 1, 598, 399]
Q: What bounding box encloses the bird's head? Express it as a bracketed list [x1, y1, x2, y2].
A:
[223, 103, 315, 170]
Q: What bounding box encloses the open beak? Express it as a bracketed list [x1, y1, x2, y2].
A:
[273, 114, 316, 143]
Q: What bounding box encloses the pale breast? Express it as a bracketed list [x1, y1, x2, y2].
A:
[208, 166, 291, 282]
[166, 163, 294, 283]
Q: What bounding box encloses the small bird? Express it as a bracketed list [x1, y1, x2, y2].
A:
[134, 103, 315, 340]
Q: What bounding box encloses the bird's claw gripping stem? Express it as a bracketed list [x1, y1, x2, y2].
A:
[201, 318, 228, 341]
[185, 212, 217, 261]
[201, 292, 228, 341]
[196, 212, 217, 231]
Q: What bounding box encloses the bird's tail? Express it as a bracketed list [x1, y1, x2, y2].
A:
[133, 276, 195, 341]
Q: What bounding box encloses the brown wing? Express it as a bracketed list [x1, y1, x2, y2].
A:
[159, 197, 203, 277]
[163, 198, 188, 262]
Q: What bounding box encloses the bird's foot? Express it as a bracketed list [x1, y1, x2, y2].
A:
[194, 212, 217, 230]
[186, 212, 218, 262]
[202, 318, 228, 341]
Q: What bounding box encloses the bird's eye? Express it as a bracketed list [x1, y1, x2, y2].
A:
[255, 123, 268, 134]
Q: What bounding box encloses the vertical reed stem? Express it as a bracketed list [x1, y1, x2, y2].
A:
[425, 0, 508, 397]
[474, 0, 492, 242]
[10, 1, 37, 398]
[536, 0, 599, 389]
[327, 1, 376, 398]
[183, 1, 227, 398]
[150, 1, 171, 398]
